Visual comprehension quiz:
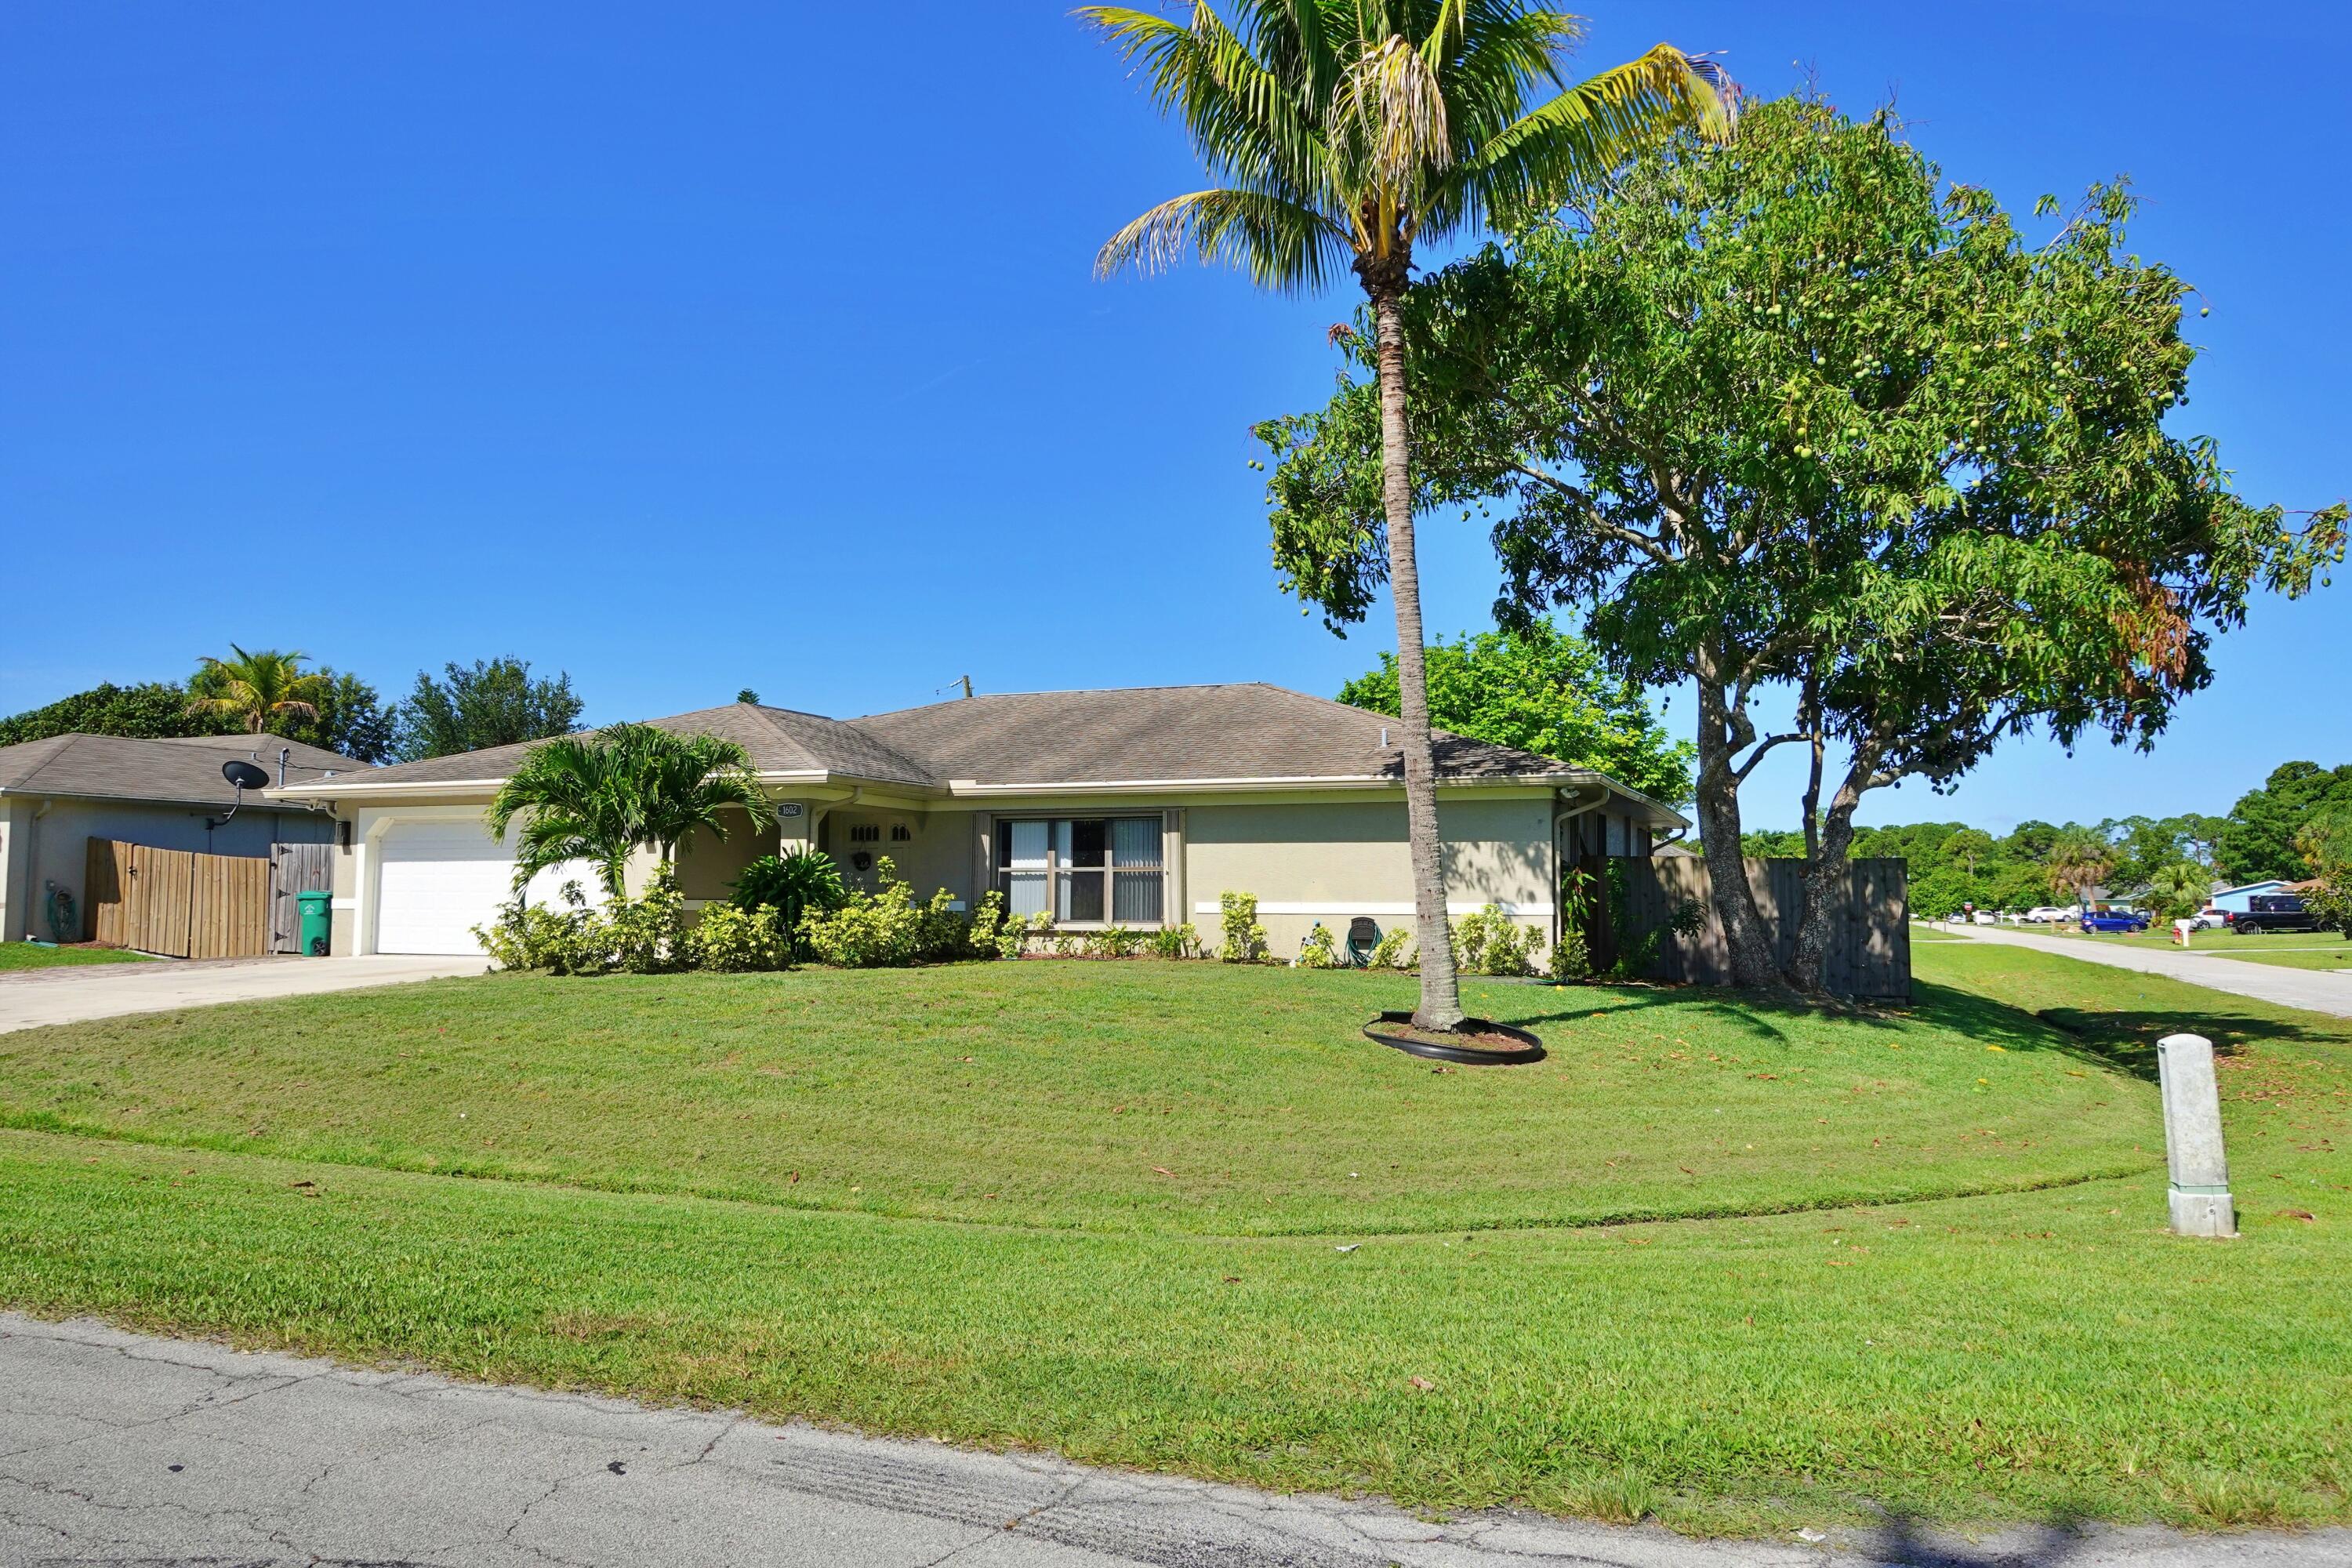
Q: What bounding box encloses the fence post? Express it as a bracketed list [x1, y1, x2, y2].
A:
[2157, 1033, 2235, 1238]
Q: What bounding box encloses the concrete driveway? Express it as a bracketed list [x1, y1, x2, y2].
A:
[0, 953, 485, 1034]
[3, 1313, 2339, 1568]
[1943, 924, 2352, 1018]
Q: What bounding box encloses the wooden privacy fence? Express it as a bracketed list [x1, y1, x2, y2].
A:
[1574, 855, 1911, 1000]
[269, 841, 333, 953]
[85, 837, 321, 960]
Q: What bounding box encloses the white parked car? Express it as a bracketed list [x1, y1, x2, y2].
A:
[2025, 906, 2071, 924]
[2188, 909, 2227, 931]
[1972, 910, 1999, 926]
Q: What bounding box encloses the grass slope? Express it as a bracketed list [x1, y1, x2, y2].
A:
[0, 942, 155, 971]
[0, 962, 2152, 1236]
[0, 945, 2345, 1533]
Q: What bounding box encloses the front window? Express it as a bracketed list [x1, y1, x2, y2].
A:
[996, 815, 1163, 926]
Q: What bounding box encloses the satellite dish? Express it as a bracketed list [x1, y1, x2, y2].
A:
[223, 760, 271, 791]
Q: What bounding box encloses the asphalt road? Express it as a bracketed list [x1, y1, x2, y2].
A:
[4, 1314, 2342, 1568]
[0, 953, 485, 1034]
[1943, 924, 2352, 1018]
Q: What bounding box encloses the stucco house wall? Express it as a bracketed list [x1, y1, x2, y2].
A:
[2, 795, 332, 945]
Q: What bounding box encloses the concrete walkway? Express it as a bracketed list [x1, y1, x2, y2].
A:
[1943, 924, 2352, 1018]
[0, 953, 485, 1033]
[2, 1315, 2339, 1568]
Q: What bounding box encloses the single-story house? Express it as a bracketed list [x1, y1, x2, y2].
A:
[0, 732, 357, 943]
[269, 684, 1687, 960]
[2208, 879, 2292, 914]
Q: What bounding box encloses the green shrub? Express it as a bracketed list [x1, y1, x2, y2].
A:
[1366, 924, 1413, 969]
[1218, 891, 1268, 964]
[1294, 921, 1338, 968]
[608, 864, 691, 973]
[731, 847, 846, 958]
[795, 856, 983, 967]
[1451, 903, 1544, 977]
[688, 903, 788, 972]
[1087, 924, 1143, 958]
[996, 909, 1049, 960]
[1149, 923, 1200, 960]
[474, 880, 606, 975]
[966, 891, 1007, 958]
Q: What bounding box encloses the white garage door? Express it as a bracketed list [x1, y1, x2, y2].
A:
[373, 819, 599, 956]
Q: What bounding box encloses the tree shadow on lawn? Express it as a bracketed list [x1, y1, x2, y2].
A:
[1490, 981, 2335, 1086]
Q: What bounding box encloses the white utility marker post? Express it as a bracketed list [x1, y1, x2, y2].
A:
[2158, 1033, 2235, 1238]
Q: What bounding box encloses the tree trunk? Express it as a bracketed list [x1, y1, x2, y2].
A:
[1785, 750, 1875, 993]
[1368, 283, 1465, 1031]
[1691, 671, 1781, 989]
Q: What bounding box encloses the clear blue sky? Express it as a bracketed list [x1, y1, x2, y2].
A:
[4, 2, 2342, 832]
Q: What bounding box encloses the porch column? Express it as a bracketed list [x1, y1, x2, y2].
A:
[775, 800, 815, 851]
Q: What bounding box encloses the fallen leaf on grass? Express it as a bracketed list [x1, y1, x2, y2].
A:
[1222, 1276, 1241, 1284]
[1151, 1166, 1174, 1177]
[2275, 1209, 2317, 1222]
[1334, 1243, 1360, 1254]
[1408, 1376, 1437, 1391]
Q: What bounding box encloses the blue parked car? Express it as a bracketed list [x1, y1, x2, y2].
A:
[2081, 911, 2149, 934]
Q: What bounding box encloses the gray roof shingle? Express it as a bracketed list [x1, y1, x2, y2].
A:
[0, 732, 362, 808]
[297, 684, 1629, 795]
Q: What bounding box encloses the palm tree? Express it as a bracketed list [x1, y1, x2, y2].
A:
[2144, 860, 2212, 921]
[487, 724, 770, 900]
[1083, 1, 1730, 1029]
[2045, 827, 2117, 911]
[188, 645, 332, 735]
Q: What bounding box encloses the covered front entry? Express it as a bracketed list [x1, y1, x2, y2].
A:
[372, 818, 595, 956]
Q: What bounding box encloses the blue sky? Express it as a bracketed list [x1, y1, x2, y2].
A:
[4, 2, 2342, 832]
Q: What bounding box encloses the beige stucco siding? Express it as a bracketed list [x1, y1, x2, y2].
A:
[816, 804, 978, 906]
[1183, 792, 1555, 957]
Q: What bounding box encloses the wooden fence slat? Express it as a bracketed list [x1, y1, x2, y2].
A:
[269, 842, 333, 953]
[1605, 855, 1910, 999]
[82, 838, 275, 960]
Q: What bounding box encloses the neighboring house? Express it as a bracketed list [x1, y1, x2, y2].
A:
[2209, 879, 2292, 914]
[269, 684, 1686, 960]
[0, 733, 357, 943]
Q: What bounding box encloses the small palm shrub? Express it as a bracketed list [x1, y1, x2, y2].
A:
[1086, 924, 1143, 958]
[1294, 922, 1338, 968]
[1218, 891, 1268, 964]
[731, 847, 848, 957]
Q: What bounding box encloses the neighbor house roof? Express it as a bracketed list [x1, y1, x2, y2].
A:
[272, 684, 1690, 826]
[0, 732, 361, 809]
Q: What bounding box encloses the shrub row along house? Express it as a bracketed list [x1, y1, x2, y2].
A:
[269, 684, 1684, 960]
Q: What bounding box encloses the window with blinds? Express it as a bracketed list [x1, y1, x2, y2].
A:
[996, 815, 1164, 926]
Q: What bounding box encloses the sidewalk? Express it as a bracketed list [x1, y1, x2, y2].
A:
[1943, 924, 2352, 1018]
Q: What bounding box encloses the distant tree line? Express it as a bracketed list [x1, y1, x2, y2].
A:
[1738, 761, 2352, 922]
[0, 652, 584, 766]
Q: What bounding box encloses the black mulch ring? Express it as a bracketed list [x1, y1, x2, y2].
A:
[1363, 1011, 1546, 1066]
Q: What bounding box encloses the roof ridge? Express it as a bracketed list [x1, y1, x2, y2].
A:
[854, 681, 1279, 720]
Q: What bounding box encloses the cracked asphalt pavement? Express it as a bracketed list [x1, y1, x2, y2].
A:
[4, 1315, 2344, 1568]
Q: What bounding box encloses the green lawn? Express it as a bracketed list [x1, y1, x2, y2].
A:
[1988, 923, 2352, 971]
[0, 941, 156, 971]
[1, 948, 2345, 1534]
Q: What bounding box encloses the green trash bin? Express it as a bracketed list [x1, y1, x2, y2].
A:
[296, 890, 333, 956]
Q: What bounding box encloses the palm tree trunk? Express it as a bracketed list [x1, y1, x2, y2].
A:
[1369, 284, 1465, 1032]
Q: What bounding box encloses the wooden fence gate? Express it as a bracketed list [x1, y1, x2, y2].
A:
[1573, 855, 1911, 1000]
[84, 837, 274, 960]
[268, 841, 334, 953]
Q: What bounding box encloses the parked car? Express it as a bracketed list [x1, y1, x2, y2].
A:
[2081, 911, 2150, 934]
[2188, 909, 2227, 931]
[1971, 909, 1999, 926]
[2230, 894, 2315, 935]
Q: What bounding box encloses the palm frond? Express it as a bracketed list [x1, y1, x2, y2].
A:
[1095, 186, 1352, 293]
[1446, 42, 1729, 234]
[1076, 5, 1328, 198]
[1331, 31, 1453, 189]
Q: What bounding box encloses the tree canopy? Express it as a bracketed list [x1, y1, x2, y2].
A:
[0, 683, 234, 748]
[2218, 761, 2352, 884]
[394, 657, 583, 763]
[1337, 619, 1693, 806]
[1259, 96, 2343, 988]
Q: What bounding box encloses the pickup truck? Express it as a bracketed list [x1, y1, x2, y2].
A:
[2230, 895, 2316, 935]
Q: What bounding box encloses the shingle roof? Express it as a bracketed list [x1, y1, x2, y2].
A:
[0, 732, 362, 807]
[278, 684, 1681, 822]
[850, 683, 1577, 785]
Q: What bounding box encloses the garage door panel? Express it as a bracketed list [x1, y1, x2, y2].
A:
[374, 818, 599, 956]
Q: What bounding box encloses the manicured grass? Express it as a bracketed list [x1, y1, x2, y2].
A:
[0, 941, 156, 971]
[0, 962, 2153, 1236]
[2213, 949, 2352, 972]
[0, 947, 2345, 1534]
[2036, 924, 2349, 956]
